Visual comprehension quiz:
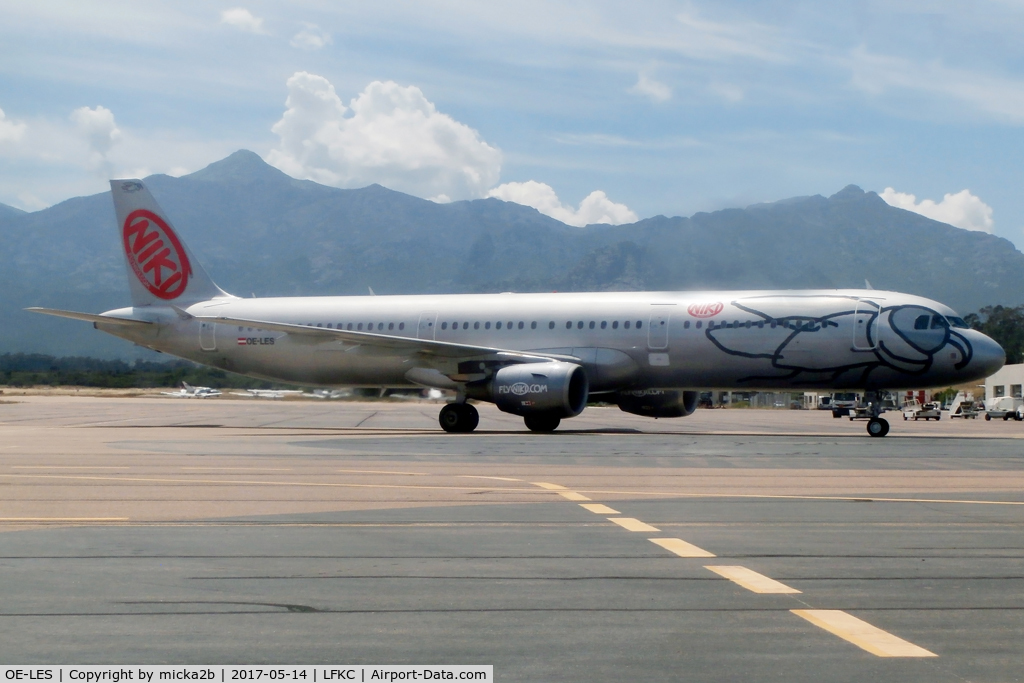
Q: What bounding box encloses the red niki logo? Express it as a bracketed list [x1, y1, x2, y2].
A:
[687, 302, 724, 318]
[122, 209, 191, 300]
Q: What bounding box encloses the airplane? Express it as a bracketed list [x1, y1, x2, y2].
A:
[230, 388, 304, 399]
[160, 381, 222, 399]
[28, 179, 1005, 437]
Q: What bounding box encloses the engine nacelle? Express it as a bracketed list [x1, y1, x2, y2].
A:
[616, 389, 699, 418]
[486, 361, 589, 417]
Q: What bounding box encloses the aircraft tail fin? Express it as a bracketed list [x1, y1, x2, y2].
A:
[110, 179, 232, 306]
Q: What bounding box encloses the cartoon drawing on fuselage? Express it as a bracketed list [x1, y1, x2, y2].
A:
[705, 296, 975, 386]
[27, 179, 1006, 437]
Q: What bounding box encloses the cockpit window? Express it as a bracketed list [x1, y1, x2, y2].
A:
[947, 316, 969, 329]
[930, 314, 949, 330]
[914, 315, 930, 330]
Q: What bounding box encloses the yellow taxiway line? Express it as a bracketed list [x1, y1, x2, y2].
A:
[705, 565, 801, 593]
[792, 609, 937, 657]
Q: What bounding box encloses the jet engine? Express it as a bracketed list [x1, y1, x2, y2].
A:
[481, 361, 589, 417]
[616, 389, 699, 418]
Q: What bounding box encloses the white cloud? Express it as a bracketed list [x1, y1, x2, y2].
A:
[628, 74, 671, 103]
[880, 187, 994, 233]
[70, 105, 121, 172]
[488, 180, 637, 227]
[708, 82, 744, 103]
[220, 8, 268, 35]
[291, 23, 331, 50]
[267, 72, 502, 201]
[0, 107, 27, 143]
[849, 46, 1024, 124]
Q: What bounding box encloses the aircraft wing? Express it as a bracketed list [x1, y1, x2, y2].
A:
[197, 315, 579, 363]
[26, 307, 153, 326]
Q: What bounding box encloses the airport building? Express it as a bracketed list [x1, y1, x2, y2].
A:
[986, 363, 1024, 400]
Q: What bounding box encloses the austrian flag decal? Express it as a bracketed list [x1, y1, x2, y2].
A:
[122, 209, 191, 300]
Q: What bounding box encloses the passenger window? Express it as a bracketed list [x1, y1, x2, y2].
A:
[462, 322, 468, 329]
[600, 321, 607, 329]
[520, 322, 526, 330]
[914, 315, 929, 330]
[745, 321, 751, 329]
[474, 322, 480, 329]
[441, 322, 448, 330]
[683, 321, 690, 329]
[485, 322, 491, 329]
[496, 321, 502, 330]
[388, 322, 394, 330]
[696, 321, 702, 329]
[347, 323, 353, 330]
[589, 321, 595, 329]
[930, 314, 948, 330]
[625, 321, 631, 329]
[399, 322, 405, 330]
[637, 321, 642, 329]
[770, 320, 776, 329]
[612, 321, 619, 329]
[577, 321, 584, 329]
[757, 321, 764, 328]
[316, 323, 323, 327]
[566, 321, 572, 329]
[357, 323, 363, 331]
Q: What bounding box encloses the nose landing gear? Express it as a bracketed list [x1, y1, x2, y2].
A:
[863, 390, 890, 437]
[867, 417, 890, 437]
[438, 402, 479, 433]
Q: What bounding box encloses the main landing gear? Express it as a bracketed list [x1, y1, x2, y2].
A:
[438, 402, 479, 433]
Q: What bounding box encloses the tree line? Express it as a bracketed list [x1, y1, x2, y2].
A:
[964, 305, 1024, 365]
[0, 353, 288, 389]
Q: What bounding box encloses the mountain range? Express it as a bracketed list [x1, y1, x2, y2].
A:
[2, 149, 1022, 359]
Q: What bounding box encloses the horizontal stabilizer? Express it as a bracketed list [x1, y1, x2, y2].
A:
[196, 314, 576, 363]
[25, 307, 153, 326]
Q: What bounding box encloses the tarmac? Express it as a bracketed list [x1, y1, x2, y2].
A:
[1, 396, 1022, 681]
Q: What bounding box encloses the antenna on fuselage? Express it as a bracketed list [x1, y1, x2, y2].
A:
[864, 279, 874, 290]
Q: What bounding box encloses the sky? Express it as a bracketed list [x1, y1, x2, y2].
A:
[1, 1, 1023, 243]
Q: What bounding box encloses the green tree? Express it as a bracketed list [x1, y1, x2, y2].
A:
[965, 305, 1024, 364]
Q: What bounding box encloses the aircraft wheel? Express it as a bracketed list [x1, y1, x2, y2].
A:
[903, 415, 908, 421]
[439, 403, 479, 433]
[524, 413, 561, 433]
[832, 410, 841, 418]
[867, 417, 889, 438]
[985, 413, 991, 421]
[1004, 414, 1011, 421]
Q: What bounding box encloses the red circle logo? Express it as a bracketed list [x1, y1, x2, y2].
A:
[122, 209, 191, 300]
[687, 302, 723, 318]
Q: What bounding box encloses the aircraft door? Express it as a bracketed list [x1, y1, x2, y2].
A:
[852, 299, 879, 350]
[200, 321, 217, 351]
[417, 311, 438, 340]
[648, 306, 671, 350]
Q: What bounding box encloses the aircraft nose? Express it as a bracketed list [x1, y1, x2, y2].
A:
[966, 331, 1005, 379]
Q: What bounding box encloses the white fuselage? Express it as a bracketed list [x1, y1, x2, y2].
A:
[99, 288, 1004, 393]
